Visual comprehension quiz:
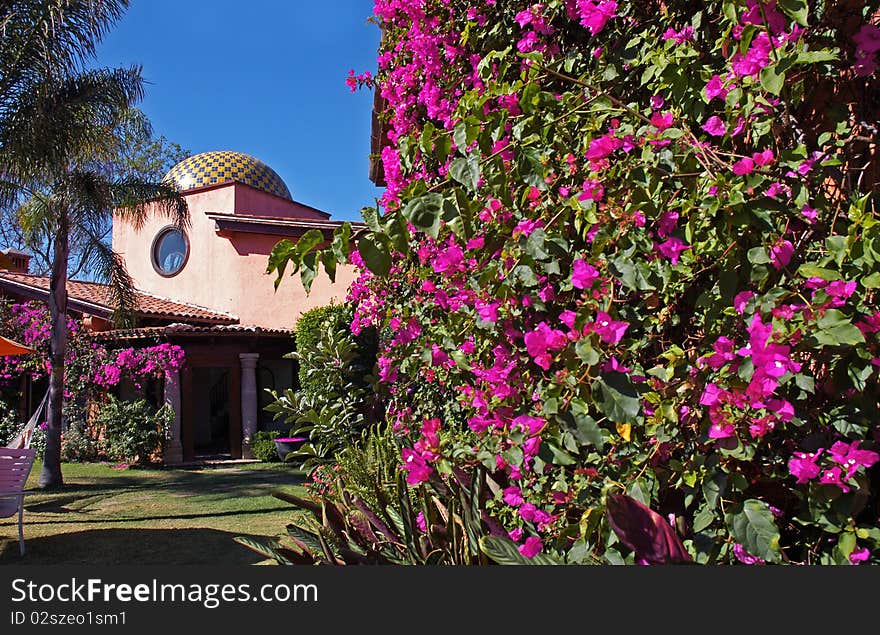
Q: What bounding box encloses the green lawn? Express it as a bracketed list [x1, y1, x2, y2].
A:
[0, 460, 307, 565]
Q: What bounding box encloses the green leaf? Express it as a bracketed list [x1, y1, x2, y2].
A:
[330, 222, 352, 265]
[795, 49, 838, 65]
[593, 373, 641, 425]
[517, 147, 546, 189]
[777, 0, 809, 26]
[361, 205, 382, 232]
[449, 155, 481, 192]
[402, 193, 444, 239]
[748, 247, 770, 265]
[814, 309, 865, 346]
[573, 416, 604, 450]
[479, 536, 562, 565]
[861, 272, 880, 288]
[524, 228, 550, 260]
[609, 255, 654, 291]
[760, 65, 785, 96]
[727, 499, 781, 563]
[357, 233, 391, 277]
[797, 264, 840, 280]
[702, 471, 727, 509]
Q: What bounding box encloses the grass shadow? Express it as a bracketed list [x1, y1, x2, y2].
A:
[0, 528, 276, 565]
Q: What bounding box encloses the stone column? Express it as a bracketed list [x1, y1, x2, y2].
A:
[163, 369, 183, 465]
[239, 353, 260, 459]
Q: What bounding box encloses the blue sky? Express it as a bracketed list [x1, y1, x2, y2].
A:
[95, 0, 384, 222]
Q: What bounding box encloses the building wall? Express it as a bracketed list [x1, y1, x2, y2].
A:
[111, 183, 358, 329]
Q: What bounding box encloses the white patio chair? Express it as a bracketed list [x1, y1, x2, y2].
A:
[0, 447, 36, 556]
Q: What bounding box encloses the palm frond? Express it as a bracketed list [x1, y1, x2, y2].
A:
[0, 1, 130, 98]
[0, 66, 145, 184]
[111, 177, 189, 231]
[80, 230, 137, 328]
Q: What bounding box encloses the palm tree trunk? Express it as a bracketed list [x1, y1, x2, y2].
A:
[39, 218, 69, 489]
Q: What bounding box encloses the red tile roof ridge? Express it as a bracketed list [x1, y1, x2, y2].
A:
[0, 271, 238, 323]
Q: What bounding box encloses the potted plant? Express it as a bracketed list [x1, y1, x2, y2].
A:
[273, 435, 308, 462]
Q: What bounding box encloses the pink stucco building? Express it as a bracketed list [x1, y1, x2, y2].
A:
[112, 151, 359, 329]
[1, 150, 361, 462]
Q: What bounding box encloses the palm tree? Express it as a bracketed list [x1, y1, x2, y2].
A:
[0, 1, 189, 488]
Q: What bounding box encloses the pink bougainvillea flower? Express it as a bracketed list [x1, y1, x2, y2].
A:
[801, 205, 818, 223]
[559, 309, 578, 329]
[850, 548, 871, 564]
[475, 299, 501, 322]
[415, 511, 427, 533]
[568, 0, 618, 35]
[708, 421, 736, 439]
[700, 383, 723, 407]
[655, 237, 691, 264]
[518, 503, 538, 522]
[731, 31, 772, 78]
[733, 543, 766, 565]
[513, 414, 546, 435]
[705, 74, 729, 101]
[662, 26, 694, 45]
[523, 435, 541, 457]
[788, 450, 823, 484]
[819, 466, 849, 492]
[704, 336, 736, 369]
[432, 243, 464, 274]
[586, 133, 622, 161]
[650, 111, 674, 131]
[508, 527, 523, 542]
[741, 0, 788, 34]
[752, 149, 775, 166]
[701, 116, 727, 136]
[853, 25, 880, 76]
[732, 157, 755, 175]
[503, 486, 524, 507]
[657, 211, 679, 238]
[592, 311, 628, 345]
[519, 536, 543, 558]
[571, 258, 599, 289]
[524, 321, 568, 369]
[578, 178, 605, 201]
[601, 356, 631, 373]
[650, 94, 664, 109]
[733, 290, 755, 314]
[401, 448, 433, 484]
[828, 440, 879, 479]
[769, 240, 794, 269]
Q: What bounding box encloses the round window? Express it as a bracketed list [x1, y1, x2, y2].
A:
[151, 227, 189, 277]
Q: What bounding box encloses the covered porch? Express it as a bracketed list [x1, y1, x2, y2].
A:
[97, 324, 296, 463]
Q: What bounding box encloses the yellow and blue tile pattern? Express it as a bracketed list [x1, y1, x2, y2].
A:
[164, 150, 292, 201]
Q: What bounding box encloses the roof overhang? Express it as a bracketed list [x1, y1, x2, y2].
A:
[207, 212, 366, 239]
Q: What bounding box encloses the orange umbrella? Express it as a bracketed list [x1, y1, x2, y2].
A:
[0, 336, 33, 356]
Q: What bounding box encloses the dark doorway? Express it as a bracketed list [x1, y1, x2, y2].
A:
[192, 367, 230, 457]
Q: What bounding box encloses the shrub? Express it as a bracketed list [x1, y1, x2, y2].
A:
[94, 396, 169, 464]
[0, 401, 20, 447]
[251, 430, 281, 462]
[294, 302, 377, 396]
[266, 322, 378, 472]
[235, 425, 505, 565]
[61, 421, 99, 463]
[269, 1, 880, 565]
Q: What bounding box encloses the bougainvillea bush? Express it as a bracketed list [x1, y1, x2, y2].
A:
[270, 0, 880, 565]
[0, 300, 184, 461]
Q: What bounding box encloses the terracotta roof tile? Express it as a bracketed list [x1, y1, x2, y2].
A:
[0, 272, 238, 324]
[92, 324, 294, 341]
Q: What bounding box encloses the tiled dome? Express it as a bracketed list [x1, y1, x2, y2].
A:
[164, 150, 292, 201]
